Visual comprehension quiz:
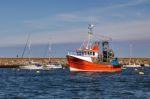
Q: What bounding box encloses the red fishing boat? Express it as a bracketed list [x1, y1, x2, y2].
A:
[67, 24, 122, 72]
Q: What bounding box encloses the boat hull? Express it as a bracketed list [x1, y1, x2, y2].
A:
[43, 64, 62, 70]
[123, 65, 141, 68]
[67, 55, 122, 72]
[19, 65, 43, 70]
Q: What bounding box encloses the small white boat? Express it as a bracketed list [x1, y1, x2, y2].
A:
[43, 62, 62, 70]
[123, 44, 141, 68]
[19, 61, 43, 70]
[19, 65, 43, 70]
[20, 34, 43, 70]
[43, 41, 62, 70]
[123, 64, 141, 68]
[144, 64, 150, 67]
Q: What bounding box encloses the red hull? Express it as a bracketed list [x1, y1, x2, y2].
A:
[67, 55, 122, 72]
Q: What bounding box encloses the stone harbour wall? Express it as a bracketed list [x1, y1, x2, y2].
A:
[0, 58, 67, 68]
[0, 58, 149, 68]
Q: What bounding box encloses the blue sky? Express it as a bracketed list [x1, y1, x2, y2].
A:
[0, 0, 150, 57]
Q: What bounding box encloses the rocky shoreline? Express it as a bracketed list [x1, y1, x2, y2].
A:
[0, 58, 149, 68]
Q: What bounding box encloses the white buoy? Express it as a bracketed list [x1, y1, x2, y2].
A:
[36, 70, 40, 73]
[139, 71, 144, 75]
[134, 68, 138, 71]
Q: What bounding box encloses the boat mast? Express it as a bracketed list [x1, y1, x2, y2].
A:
[28, 35, 31, 62]
[86, 24, 94, 49]
[22, 34, 30, 58]
[48, 41, 51, 62]
[129, 44, 132, 65]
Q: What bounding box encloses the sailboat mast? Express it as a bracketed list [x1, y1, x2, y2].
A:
[28, 35, 31, 62]
[22, 34, 30, 58]
[129, 44, 132, 64]
[48, 41, 51, 62]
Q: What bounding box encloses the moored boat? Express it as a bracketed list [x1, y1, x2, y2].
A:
[43, 41, 62, 70]
[123, 64, 141, 68]
[19, 34, 43, 70]
[44, 62, 62, 69]
[123, 44, 141, 68]
[20, 61, 43, 70]
[67, 24, 122, 72]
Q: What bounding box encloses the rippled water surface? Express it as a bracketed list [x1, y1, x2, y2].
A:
[0, 67, 150, 99]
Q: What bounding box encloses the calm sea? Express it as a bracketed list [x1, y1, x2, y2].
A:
[0, 67, 149, 99]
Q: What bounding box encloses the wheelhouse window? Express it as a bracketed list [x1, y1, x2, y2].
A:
[90, 52, 92, 55]
[81, 51, 84, 55]
[84, 52, 87, 55]
[93, 52, 95, 56]
[77, 51, 95, 56]
[77, 51, 82, 55]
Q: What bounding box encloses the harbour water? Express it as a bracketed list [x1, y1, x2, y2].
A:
[0, 67, 150, 99]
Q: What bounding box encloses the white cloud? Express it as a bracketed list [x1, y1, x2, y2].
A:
[94, 20, 150, 41]
[0, 0, 149, 47]
[55, 14, 99, 23]
[0, 18, 150, 47]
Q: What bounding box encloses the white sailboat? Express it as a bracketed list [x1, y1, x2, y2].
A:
[19, 34, 43, 70]
[123, 44, 141, 68]
[143, 64, 150, 67]
[43, 41, 62, 70]
[20, 61, 43, 70]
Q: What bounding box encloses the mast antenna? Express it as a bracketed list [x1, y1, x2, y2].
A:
[86, 23, 95, 49]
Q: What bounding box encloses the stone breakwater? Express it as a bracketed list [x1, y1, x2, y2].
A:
[0, 58, 67, 68]
[119, 58, 150, 65]
[0, 58, 150, 68]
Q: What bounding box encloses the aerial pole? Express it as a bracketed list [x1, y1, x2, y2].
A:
[87, 24, 94, 49]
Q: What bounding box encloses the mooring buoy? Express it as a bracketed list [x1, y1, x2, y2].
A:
[36, 70, 40, 73]
[139, 71, 144, 75]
